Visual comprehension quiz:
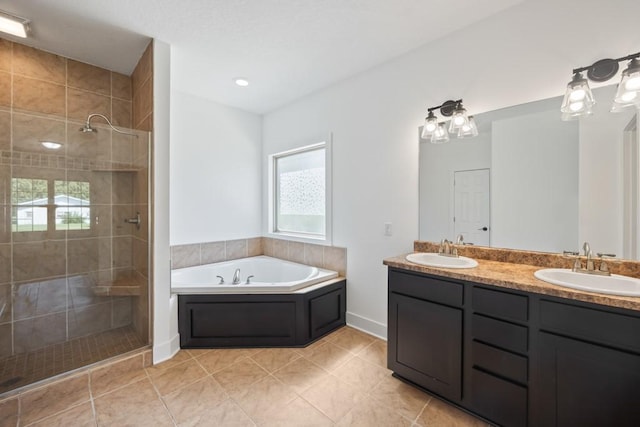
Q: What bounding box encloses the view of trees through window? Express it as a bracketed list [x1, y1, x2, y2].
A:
[11, 178, 91, 232]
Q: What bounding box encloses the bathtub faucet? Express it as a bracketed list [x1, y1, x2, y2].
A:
[232, 269, 241, 285]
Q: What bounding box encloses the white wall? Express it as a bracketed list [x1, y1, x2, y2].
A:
[262, 0, 640, 337]
[169, 91, 262, 245]
[492, 110, 579, 252]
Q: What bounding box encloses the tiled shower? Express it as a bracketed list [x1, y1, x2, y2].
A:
[0, 38, 153, 393]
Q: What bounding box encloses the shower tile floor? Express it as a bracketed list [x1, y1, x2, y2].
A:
[0, 326, 488, 426]
[0, 325, 145, 395]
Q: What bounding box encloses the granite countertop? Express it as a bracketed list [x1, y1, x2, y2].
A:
[384, 254, 640, 312]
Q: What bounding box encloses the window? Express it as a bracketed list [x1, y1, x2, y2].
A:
[269, 141, 331, 242]
[11, 177, 91, 232]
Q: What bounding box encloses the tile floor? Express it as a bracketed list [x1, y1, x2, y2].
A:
[0, 326, 489, 426]
[0, 325, 146, 395]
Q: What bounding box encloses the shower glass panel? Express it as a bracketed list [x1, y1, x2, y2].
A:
[0, 112, 151, 394]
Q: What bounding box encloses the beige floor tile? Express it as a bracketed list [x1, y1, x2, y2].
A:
[20, 373, 90, 426]
[332, 355, 390, 393]
[148, 358, 208, 396]
[273, 357, 329, 394]
[416, 397, 488, 427]
[145, 350, 193, 374]
[213, 358, 268, 396]
[301, 375, 365, 422]
[260, 397, 333, 427]
[327, 327, 376, 354]
[27, 401, 95, 427]
[196, 348, 256, 374]
[336, 399, 413, 427]
[369, 375, 431, 421]
[94, 377, 173, 426]
[295, 339, 329, 358]
[163, 376, 229, 425]
[90, 354, 146, 397]
[250, 348, 301, 373]
[233, 376, 297, 424]
[358, 340, 388, 368]
[177, 398, 254, 427]
[305, 342, 354, 372]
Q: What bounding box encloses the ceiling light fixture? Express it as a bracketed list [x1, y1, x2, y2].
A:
[561, 51, 640, 119]
[0, 10, 30, 38]
[421, 99, 477, 143]
[41, 141, 62, 150]
[234, 78, 249, 87]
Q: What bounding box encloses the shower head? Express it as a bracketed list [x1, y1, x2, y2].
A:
[79, 121, 97, 133]
[79, 113, 138, 137]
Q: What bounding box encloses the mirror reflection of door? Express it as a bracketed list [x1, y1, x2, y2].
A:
[623, 114, 639, 259]
[454, 169, 490, 246]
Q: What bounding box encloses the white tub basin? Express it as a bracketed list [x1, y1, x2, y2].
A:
[534, 268, 640, 297]
[406, 252, 478, 269]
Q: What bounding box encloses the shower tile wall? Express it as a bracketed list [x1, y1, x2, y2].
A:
[0, 37, 148, 361]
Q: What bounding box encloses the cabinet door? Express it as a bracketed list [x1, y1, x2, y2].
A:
[389, 292, 462, 401]
[535, 332, 640, 427]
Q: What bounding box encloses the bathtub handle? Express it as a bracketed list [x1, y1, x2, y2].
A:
[246, 275, 254, 284]
[216, 275, 225, 284]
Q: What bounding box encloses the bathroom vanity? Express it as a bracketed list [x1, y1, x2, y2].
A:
[385, 254, 640, 427]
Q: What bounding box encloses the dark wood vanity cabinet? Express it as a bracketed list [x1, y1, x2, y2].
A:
[532, 300, 640, 427]
[387, 267, 640, 427]
[388, 269, 463, 401]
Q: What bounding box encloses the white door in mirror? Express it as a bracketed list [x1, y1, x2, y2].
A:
[406, 253, 478, 269]
[534, 268, 640, 297]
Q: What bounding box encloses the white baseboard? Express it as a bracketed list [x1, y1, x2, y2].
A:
[346, 312, 387, 340]
[152, 333, 180, 365]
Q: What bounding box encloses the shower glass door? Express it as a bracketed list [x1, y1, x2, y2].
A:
[0, 112, 150, 393]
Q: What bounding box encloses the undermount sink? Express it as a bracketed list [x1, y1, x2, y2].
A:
[534, 268, 640, 297]
[406, 252, 478, 269]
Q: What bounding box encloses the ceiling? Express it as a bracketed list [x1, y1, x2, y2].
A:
[0, 0, 524, 113]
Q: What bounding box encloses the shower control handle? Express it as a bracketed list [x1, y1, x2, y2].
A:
[124, 212, 141, 230]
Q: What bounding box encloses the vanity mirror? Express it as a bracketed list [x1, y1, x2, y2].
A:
[419, 85, 640, 260]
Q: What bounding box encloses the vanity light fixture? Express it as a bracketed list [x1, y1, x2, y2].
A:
[458, 116, 478, 138]
[561, 51, 640, 119]
[421, 99, 477, 143]
[0, 10, 30, 38]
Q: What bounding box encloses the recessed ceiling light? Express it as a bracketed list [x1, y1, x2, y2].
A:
[0, 10, 30, 38]
[234, 78, 249, 87]
[41, 141, 62, 150]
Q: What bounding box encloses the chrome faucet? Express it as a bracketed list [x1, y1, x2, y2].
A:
[438, 238, 458, 257]
[583, 242, 594, 271]
[566, 243, 614, 276]
[232, 268, 241, 285]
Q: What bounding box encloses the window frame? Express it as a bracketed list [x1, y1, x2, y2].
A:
[267, 138, 332, 245]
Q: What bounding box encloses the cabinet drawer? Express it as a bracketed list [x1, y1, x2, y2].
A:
[473, 314, 528, 354]
[540, 300, 640, 353]
[389, 269, 463, 307]
[472, 340, 528, 384]
[471, 368, 527, 427]
[473, 286, 528, 322]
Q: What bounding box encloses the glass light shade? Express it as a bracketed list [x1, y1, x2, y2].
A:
[430, 122, 449, 144]
[611, 59, 640, 111]
[457, 116, 478, 138]
[421, 111, 438, 138]
[560, 72, 595, 119]
[448, 104, 469, 132]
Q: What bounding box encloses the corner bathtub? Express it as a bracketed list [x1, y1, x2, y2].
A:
[174, 256, 345, 348]
[171, 255, 339, 294]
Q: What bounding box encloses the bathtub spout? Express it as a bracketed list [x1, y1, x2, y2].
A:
[232, 269, 241, 285]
